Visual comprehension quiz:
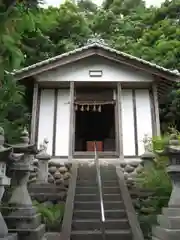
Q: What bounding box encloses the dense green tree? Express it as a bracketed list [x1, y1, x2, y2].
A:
[2, 0, 180, 138]
[0, 2, 33, 142]
[77, 0, 97, 13]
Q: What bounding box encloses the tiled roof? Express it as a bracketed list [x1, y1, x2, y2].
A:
[14, 42, 180, 78]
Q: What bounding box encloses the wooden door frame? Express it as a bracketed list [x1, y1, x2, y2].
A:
[72, 84, 120, 157]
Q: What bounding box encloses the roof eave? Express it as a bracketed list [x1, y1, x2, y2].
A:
[14, 43, 180, 82]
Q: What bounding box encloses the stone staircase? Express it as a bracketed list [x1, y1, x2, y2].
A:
[70, 163, 132, 240]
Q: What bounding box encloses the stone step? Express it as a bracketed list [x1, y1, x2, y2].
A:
[76, 187, 98, 194]
[75, 193, 122, 202]
[103, 187, 120, 194]
[70, 229, 132, 240]
[76, 187, 120, 194]
[74, 201, 124, 210]
[77, 177, 118, 182]
[76, 181, 97, 186]
[72, 219, 129, 231]
[9, 224, 45, 240]
[100, 169, 116, 174]
[77, 171, 116, 177]
[73, 209, 127, 219]
[76, 180, 118, 187]
[4, 214, 41, 229]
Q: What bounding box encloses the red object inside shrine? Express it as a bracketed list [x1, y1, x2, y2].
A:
[86, 141, 103, 152]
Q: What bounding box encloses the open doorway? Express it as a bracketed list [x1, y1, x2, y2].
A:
[74, 103, 116, 152]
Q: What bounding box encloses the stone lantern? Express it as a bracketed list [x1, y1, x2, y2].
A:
[0, 127, 17, 240]
[152, 133, 180, 239]
[140, 134, 155, 168]
[7, 128, 36, 208]
[166, 134, 180, 207]
[3, 128, 46, 240]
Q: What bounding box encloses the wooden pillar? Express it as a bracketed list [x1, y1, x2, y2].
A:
[52, 89, 58, 156]
[152, 83, 161, 136]
[68, 82, 75, 161]
[117, 83, 124, 160]
[30, 82, 39, 143]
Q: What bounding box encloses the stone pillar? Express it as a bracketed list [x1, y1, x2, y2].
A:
[140, 134, 155, 168]
[152, 134, 180, 240]
[2, 129, 46, 240]
[36, 139, 50, 183]
[0, 127, 17, 240]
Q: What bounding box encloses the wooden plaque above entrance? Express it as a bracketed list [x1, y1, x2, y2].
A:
[75, 88, 113, 102]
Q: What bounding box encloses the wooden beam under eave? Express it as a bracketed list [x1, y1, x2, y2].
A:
[30, 82, 39, 143]
[152, 83, 161, 136]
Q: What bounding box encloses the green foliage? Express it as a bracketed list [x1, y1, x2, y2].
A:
[0, 74, 29, 143]
[136, 153, 172, 239]
[138, 167, 172, 197]
[0, 2, 33, 142]
[33, 201, 65, 231]
[152, 135, 170, 151]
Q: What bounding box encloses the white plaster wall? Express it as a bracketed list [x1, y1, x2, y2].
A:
[37, 56, 153, 83]
[121, 89, 135, 156]
[55, 89, 70, 156]
[38, 89, 55, 155]
[135, 89, 152, 155]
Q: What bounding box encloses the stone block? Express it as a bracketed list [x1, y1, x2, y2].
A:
[44, 232, 61, 240]
[2, 206, 37, 218]
[48, 167, 57, 174]
[124, 165, 134, 173]
[0, 233, 17, 240]
[162, 207, 180, 217]
[4, 213, 41, 229]
[157, 214, 180, 229]
[8, 224, 45, 240]
[152, 225, 180, 240]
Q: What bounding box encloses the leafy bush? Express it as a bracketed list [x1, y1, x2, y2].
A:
[152, 135, 170, 151]
[33, 201, 65, 231]
[135, 145, 173, 239]
[137, 167, 172, 197]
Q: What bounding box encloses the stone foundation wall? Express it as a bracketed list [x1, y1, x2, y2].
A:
[120, 161, 143, 188]
[28, 160, 72, 203]
[29, 160, 72, 184]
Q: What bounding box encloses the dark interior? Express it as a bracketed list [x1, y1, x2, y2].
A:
[75, 104, 116, 152]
